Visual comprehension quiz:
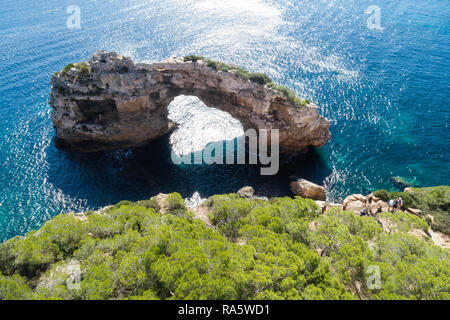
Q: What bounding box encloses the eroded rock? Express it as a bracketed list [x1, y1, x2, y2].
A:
[406, 207, 422, 217]
[237, 186, 255, 198]
[50, 51, 331, 153]
[290, 178, 326, 201]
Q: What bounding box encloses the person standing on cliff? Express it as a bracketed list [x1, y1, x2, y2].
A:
[388, 199, 396, 212]
[397, 197, 403, 211]
[322, 204, 327, 215]
[366, 193, 374, 215]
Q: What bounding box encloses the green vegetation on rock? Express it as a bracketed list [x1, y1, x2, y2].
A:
[59, 62, 90, 76]
[184, 56, 310, 107]
[76, 62, 90, 75]
[267, 83, 311, 107]
[0, 191, 448, 300]
[61, 63, 75, 75]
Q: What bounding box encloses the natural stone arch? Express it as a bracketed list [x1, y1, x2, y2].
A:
[50, 51, 331, 153]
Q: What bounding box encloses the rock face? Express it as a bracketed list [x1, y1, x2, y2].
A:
[406, 207, 422, 217]
[50, 51, 331, 153]
[343, 194, 367, 212]
[290, 179, 326, 201]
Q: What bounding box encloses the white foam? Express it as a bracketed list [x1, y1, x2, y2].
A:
[185, 191, 206, 208]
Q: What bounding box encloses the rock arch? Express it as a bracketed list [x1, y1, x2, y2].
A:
[50, 51, 331, 153]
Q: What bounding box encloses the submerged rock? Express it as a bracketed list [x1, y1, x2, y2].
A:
[50, 51, 331, 153]
[391, 176, 417, 189]
[290, 178, 326, 201]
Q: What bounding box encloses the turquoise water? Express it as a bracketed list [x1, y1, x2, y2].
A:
[0, 0, 448, 241]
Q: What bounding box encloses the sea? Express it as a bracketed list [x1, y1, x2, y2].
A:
[0, 0, 448, 241]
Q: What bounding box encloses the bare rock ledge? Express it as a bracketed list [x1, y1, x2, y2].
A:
[50, 51, 331, 153]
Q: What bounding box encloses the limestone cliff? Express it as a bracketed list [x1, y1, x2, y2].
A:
[50, 51, 331, 153]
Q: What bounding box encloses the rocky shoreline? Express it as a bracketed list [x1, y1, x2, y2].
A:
[1, 184, 448, 300]
[66, 183, 450, 250]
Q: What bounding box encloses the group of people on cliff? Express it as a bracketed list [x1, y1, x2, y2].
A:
[388, 197, 403, 212]
[363, 195, 403, 216]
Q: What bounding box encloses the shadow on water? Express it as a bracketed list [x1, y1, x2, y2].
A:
[47, 134, 332, 206]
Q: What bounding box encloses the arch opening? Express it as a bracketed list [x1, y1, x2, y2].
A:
[167, 95, 244, 156]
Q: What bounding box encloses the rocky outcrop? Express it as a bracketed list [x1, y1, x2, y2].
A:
[342, 194, 367, 213]
[237, 186, 255, 198]
[50, 51, 331, 153]
[315, 201, 343, 210]
[342, 194, 390, 214]
[290, 178, 326, 201]
[406, 207, 422, 217]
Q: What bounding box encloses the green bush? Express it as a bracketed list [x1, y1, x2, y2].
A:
[137, 198, 161, 211]
[76, 62, 90, 74]
[61, 63, 74, 74]
[373, 233, 449, 300]
[184, 55, 205, 62]
[164, 193, 187, 217]
[115, 200, 134, 207]
[11, 233, 62, 277]
[208, 195, 260, 241]
[0, 237, 19, 275]
[39, 214, 88, 256]
[406, 187, 450, 235]
[60, 62, 90, 76]
[0, 274, 33, 300]
[379, 211, 429, 233]
[373, 190, 413, 208]
[373, 189, 390, 202]
[247, 72, 272, 85]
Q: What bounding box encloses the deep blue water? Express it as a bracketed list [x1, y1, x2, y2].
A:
[0, 0, 449, 241]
